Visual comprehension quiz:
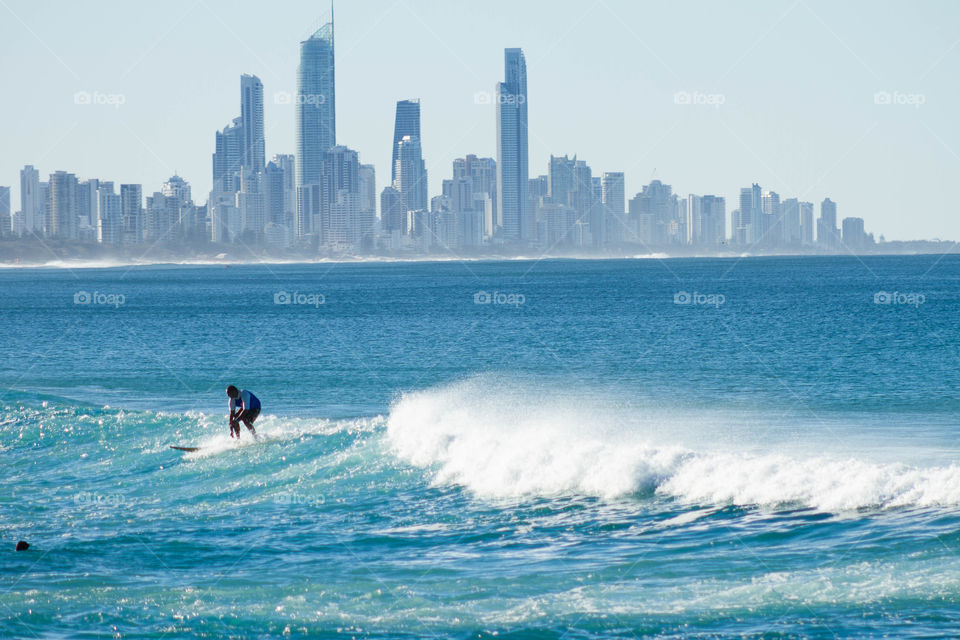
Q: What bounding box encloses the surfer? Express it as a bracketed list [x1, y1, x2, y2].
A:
[227, 385, 261, 439]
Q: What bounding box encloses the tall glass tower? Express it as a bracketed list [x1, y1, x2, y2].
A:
[392, 100, 421, 184]
[296, 20, 336, 194]
[496, 48, 529, 241]
[240, 74, 265, 173]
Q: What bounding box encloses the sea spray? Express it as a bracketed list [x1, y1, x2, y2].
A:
[387, 378, 960, 511]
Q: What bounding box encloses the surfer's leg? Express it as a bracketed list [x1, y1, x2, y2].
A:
[242, 409, 260, 438]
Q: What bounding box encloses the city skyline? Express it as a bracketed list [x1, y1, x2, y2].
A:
[0, 57, 878, 254]
[1, 0, 958, 244]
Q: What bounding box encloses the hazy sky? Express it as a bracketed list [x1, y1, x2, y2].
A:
[2, 0, 958, 240]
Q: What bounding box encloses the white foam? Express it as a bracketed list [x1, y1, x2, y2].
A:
[386, 379, 960, 511]
[159, 412, 384, 458]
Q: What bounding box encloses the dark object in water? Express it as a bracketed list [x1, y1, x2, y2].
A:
[15, 541, 29, 551]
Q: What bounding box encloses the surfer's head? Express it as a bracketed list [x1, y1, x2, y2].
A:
[226, 385, 239, 398]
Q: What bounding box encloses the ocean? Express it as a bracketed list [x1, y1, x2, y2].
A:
[2, 255, 959, 638]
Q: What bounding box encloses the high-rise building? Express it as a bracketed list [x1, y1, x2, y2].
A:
[358, 163, 376, 246]
[496, 48, 530, 241]
[319, 145, 361, 247]
[629, 180, 676, 245]
[392, 100, 420, 184]
[761, 190, 780, 246]
[17, 165, 43, 237]
[393, 135, 427, 215]
[601, 172, 625, 244]
[48, 171, 79, 240]
[145, 191, 180, 242]
[548, 155, 576, 208]
[240, 74, 265, 173]
[685, 194, 702, 245]
[800, 201, 814, 245]
[296, 20, 336, 203]
[380, 186, 404, 235]
[0, 186, 10, 237]
[817, 198, 838, 248]
[842, 217, 871, 251]
[737, 183, 762, 244]
[265, 160, 287, 227]
[95, 181, 121, 245]
[120, 184, 143, 244]
[700, 195, 726, 245]
[237, 171, 265, 237]
[272, 154, 297, 227]
[77, 179, 99, 236]
[453, 155, 497, 236]
[545, 155, 592, 245]
[162, 174, 192, 208]
[781, 197, 801, 246]
[213, 117, 243, 193]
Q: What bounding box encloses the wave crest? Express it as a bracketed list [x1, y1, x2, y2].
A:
[386, 379, 960, 511]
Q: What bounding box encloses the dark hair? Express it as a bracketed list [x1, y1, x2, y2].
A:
[226, 385, 239, 398]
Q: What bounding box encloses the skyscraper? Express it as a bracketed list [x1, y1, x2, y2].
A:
[240, 74, 265, 173]
[95, 182, 121, 245]
[162, 175, 192, 208]
[601, 172, 625, 244]
[320, 145, 360, 247]
[272, 153, 297, 228]
[453, 155, 497, 237]
[781, 197, 801, 246]
[265, 160, 287, 227]
[817, 198, 838, 247]
[380, 186, 404, 235]
[761, 190, 780, 246]
[737, 183, 762, 244]
[237, 171, 265, 237]
[800, 201, 814, 245]
[213, 117, 243, 193]
[686, 194, 702, 244]
[394, 135, 428, 215]
[296, 20, 336, 198]
[48, 171, 79, 240]
[17, 165, 43, 237]
[392, 100, 421, 184]
[842, 217, 871, 250]
[0, 186, 10, 237]
[120, 184, 143, 244]
[700, 195, 726, 245]
[496, 48, 529, 241]
[358, 163, 377, 245]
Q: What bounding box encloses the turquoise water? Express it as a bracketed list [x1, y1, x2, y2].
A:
[2, 256, 960, 638]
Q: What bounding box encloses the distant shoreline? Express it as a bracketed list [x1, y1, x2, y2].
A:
[0, 242, 956, 269]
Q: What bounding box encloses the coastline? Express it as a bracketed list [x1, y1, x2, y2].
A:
[0, 237, 956, 269]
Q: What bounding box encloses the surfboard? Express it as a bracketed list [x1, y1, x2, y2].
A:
[170, 446, 201, 452]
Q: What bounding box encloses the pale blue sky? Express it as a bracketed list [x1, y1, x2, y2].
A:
[1, 0, 958, 240]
